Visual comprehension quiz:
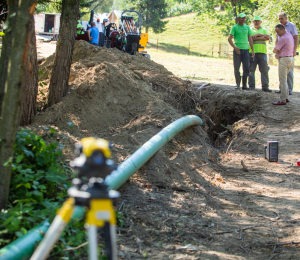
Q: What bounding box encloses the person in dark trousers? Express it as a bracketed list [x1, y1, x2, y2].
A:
[272, 24, 294, 105]
[228, 13, 255, 90]
[99, 18, 107, 47]
[248, 15, 271, 92]
[275, 12, 299, 95]
[87, 22, 99, 46]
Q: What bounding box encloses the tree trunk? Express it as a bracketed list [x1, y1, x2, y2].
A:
[0, 0, 37, 210]
[46, 0, 80, 108]
[20, 16, 38, 126]
[0, 0, 19, 115]
[231, 0, 238, 23]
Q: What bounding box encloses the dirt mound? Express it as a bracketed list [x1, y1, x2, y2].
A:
[32, 40, 218, 190]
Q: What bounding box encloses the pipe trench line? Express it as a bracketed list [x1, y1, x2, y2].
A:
[0, 115, 203, 260]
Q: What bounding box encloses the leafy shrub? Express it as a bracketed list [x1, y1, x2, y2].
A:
[0, 129, 87, 258]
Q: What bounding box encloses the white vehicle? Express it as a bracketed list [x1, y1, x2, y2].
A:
[34, 13, 61, 36]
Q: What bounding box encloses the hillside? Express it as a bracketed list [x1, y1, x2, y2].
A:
[147, 13, 228, 57]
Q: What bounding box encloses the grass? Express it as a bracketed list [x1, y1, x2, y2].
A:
[146, 13, 300, 65]
[147, 13, 228, 58]
[147, 50, 300, 92]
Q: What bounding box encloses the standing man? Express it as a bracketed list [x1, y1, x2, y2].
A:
[272, 24, 294, 105]
[248, 15, 271, 92]
[99, 19, 107, 47]
[87, 22, 99, 46]
[275, 12, 299, 95]
[228, 13, 255, 90]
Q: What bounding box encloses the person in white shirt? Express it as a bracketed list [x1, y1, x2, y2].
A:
[95, 18, 103, 33]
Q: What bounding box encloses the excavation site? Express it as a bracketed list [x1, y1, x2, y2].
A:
[25, 41, 300, 260]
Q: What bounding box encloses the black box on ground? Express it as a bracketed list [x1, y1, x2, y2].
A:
[264, 141, 278, 162]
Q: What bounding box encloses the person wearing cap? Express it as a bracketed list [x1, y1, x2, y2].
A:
[87, 22, 99, 46]
[228, 13, 255, 90]
[248, 15, 271, 92]
[95, 18, 103, 32]
[76, 20, 85, 34]
[275, 12, 299, 95]
[272, 24, 294, 105]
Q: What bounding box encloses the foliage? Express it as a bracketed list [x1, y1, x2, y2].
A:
[165, 0, 195, 17]
[255, 0, 300, 37]
[193, 0, 257, 35]
[114, 0, 131, 10]
[0, 129, 88, 258]
[116, 211, 124, 228]
[36, 0, 113, 19]
[128, 0, 168, 33]
[36, 0, 62, 13]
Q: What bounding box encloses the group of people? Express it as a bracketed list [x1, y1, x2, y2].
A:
[76, 18, 108, 47]
[228, 12, 299, 105]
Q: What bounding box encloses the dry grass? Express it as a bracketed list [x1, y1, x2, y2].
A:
[147, 50, 300, 92]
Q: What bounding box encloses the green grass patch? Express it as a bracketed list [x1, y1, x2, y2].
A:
[147, 13, 228, 57]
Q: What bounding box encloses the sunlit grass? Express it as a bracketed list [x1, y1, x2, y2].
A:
[147, 50, 300, 92]
[147, 13, 228, 57]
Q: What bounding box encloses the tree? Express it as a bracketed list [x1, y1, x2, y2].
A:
[0, 0, 18, 116]
[46, 0, 80, 108]
[255, 0, 300, 37]
[128, 0, 168, 33]
[194, 0, 256, 35]
[0, 0, 37, 210]
[20, 15, 38, 126]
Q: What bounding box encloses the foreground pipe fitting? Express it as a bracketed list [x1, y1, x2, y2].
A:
[0, 115, 203, 260]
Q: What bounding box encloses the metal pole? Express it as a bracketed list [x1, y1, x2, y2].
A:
[88, 225, 98, 260]
[30, 198, 75, 260]
[110, 225, 117, 260]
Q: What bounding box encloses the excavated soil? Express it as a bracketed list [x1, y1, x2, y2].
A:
[29, 40, 300, 259]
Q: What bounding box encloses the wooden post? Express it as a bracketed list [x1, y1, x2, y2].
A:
[269, 54, 273, 65]
[227, 44, 229, 59]
[219, 43, 221, 58]
[157, 39, 158, 51]
[188, 42, 190, 55]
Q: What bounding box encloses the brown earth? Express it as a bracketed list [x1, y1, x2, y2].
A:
[30, 40, 300, 259]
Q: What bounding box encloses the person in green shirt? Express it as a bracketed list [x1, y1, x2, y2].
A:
[248, 15, 271, 92]
[228, 13, 255, 90]
[76, 20, 85, 35]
